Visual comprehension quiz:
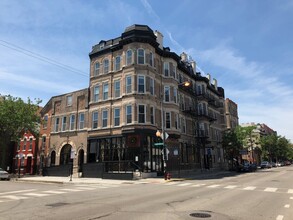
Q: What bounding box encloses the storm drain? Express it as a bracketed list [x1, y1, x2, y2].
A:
[46, 202, 69, 207]
[190, 212, 212, 218]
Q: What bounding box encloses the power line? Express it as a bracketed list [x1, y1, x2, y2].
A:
[0, 40, 88, 77]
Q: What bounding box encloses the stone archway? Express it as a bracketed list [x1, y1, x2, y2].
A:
[60, 144, 72, 165]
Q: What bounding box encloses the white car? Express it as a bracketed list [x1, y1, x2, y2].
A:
[0, 168, 10, 180]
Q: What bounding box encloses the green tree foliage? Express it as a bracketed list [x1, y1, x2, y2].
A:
[0, 95, 41, 168]
[260, 134, 291, 162]
[222, 125, 257, 169]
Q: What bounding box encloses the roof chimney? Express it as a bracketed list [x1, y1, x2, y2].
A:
[154, 30, 163, 50]
[213, 78, 218, 89]
[180, 52, 187, 62]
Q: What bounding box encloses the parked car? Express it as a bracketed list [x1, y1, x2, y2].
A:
[275, 162, 281, 167]
[285, 161, 292, 166]
[260, 161, 272, 169]
[271, 162, 277, 167]
[238, 161, 257, 172]
[0, 168, 10, 180]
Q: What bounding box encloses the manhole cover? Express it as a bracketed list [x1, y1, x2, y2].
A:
[190, 212, 212, 218]
[46, 202, 69, 207]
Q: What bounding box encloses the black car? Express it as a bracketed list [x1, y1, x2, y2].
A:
[238, 162, 257, 172]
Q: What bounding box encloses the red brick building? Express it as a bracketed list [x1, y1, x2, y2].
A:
[13, 130, 38, 175]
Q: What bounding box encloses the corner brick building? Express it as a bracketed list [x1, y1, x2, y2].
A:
[40, 24, 230, 179]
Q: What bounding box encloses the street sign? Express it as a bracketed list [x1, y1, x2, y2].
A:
[154, 143, 164, 149]
[161, 132, 169, 140]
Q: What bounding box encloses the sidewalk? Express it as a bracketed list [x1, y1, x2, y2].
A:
[11, 169, 233, 185]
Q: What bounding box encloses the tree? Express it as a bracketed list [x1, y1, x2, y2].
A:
[260, 134, 291, 162]
[222, 126, 245, 170]
[0, 95, 41, 169]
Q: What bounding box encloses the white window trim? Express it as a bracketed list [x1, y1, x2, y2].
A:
[164, 86, 170, 102]
[165, 111, 171, 129]
[92, 111, 98, 129]
[114, 80, 121, 98]
[125, 75, 132, 94]
[114, 108, 120, 127]
[137, 48, 145, 64]
[102, 109, 108, 128]
[69, 114, 75, 131]
[138, 75, 145, 93]
[126, 49, 133, 66]
[126, 105, 132, 124]
[138, 104, 146, 123]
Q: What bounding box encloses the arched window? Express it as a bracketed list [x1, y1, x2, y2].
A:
[126, 50, 132, 66]
[94, 62, 100, 76]
[137, 49, 145, 64]
[103, 59, 109, 73]
[115, 56, 121, 71]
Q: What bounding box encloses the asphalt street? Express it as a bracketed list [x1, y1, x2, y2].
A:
[1, 166, 293, 220]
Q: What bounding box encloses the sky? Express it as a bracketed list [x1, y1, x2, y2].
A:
[0, 0, 293, 141]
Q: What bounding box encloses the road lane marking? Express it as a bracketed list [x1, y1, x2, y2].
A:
[22, 193, 50, 197]
[59, 188, 83, 192]
[191, 184, 206, 187]
[0, 189, 36, 196]
[165, 182, 178, 185]
[243, 186, 256, 190]
[224, 185, 237, 189]
[284, 204, 290, 208]
[287, 189, 293, 194]
[0, 195, 29, 200]
[74, 187, 96, 190]
[290, 197, 293, 200]
[264, 187, 278, 192]
[276, 215, 284, 220]
[207, 184, 220, 188]
[177, 183, 193, 187]
[43, 190, 67, 194]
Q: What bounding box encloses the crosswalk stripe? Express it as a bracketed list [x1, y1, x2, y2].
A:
[75, 187, 96, 190]
[22, 193, 50, 197]
[191, 184, 206, 187]
[264, 187, 277, 192]
[165, 182, 178, 185]
[59, 188, 83, 192]
[207, 184, 220, 188]
[243, 186, 256, 190]
[177, 183, 193, 187]
[287, 189, 293, 194]
[44, 190, 67, 194]
[0, 189, 36, 196]
[284, 204, 290, 208]
[224, 185, 237, 189]
[0, 195, 28, 200]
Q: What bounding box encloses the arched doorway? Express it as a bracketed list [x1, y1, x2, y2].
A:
[50, 151, 56, 166]
[78, 149, 84, 173]
[60, 144, 72, 165]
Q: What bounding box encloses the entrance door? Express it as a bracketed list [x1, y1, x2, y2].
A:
[27, 157, 32, 174]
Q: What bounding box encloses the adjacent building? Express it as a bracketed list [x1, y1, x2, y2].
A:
[13, 130, 38, 176]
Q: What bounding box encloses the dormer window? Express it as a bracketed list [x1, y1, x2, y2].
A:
[100, 42, 105, 49]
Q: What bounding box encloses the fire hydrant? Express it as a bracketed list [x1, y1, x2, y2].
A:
[165, 172, 171, 180]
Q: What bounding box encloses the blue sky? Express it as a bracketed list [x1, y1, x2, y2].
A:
[1, 0, 293, 141]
